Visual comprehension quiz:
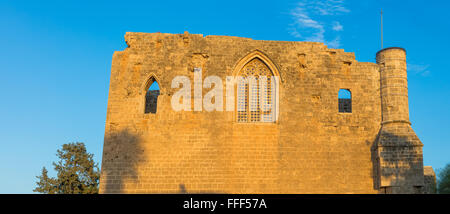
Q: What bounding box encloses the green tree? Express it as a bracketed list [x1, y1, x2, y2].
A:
[33, 142, 100, 194]
[437, 163, 450, 194]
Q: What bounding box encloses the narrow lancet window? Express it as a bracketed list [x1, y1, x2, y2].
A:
[145, 80, 160, 114]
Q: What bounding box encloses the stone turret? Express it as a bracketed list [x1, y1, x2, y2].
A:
[377, 47, 410, 124]
[375, 47, 425, 194]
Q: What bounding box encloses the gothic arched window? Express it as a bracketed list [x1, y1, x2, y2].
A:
[237, 58, 277, 123]
[145, 79, 160, 114]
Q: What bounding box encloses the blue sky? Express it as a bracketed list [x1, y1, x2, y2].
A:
[0, 0, 449, 193]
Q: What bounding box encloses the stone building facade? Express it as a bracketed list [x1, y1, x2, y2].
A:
[99, 32, 434, 194]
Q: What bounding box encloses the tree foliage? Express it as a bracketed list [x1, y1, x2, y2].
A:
[437, 163, 450, 194]
[33, 142, 100, 194]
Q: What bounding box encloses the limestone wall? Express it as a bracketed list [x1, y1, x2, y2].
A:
[99, 32, 387, 193]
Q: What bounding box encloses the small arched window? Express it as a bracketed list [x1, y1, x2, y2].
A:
[338, 89, 352, 113]
[145, 80, 160, 114]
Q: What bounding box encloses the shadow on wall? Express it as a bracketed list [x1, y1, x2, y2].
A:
[370, 127, 425, 194]
[100, 128, 144, 193]
[370, 130, 381, 191]
[100, 128, 190, 194]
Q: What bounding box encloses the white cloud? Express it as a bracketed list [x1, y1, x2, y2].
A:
[408, 63, 431, 77]
[288, 27, 302, 38]
[326, 36, 341, 49]
[291, 6, 324, 30]
[310, 0, 350, 15]
[289, 0, 349, 48]
[332, 21, 343, 31]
